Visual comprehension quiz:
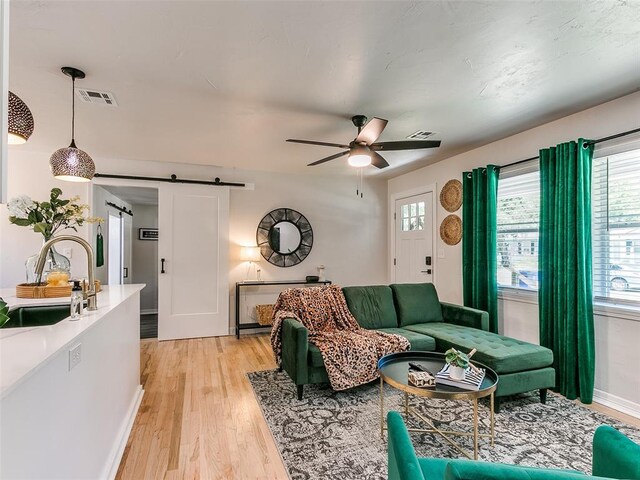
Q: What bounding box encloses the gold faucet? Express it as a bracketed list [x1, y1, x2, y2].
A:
[34, 235, 98, 311]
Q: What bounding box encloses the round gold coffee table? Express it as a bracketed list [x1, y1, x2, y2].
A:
[378, 351, 498, 460]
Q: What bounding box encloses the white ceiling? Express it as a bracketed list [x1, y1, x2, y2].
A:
[9, 1, 640, 178]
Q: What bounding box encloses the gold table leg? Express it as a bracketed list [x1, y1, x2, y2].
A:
[380, 377, 384, 437]
[490, 393, 495, 446]
[381, 377, 498, 459]
[473, 398, 478, 460]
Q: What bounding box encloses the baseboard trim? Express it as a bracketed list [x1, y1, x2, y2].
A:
[593, 388, 640, 419]
[105, 385, 144, 480]
[140, 309, 158, 315]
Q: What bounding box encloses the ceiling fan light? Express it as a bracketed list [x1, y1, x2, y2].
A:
[50, 146, 95, 182]
[348, 154, 371, 167]
[8, 91, 34, 144]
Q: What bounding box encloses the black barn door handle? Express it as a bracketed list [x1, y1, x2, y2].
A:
[161, 258, 166, 274]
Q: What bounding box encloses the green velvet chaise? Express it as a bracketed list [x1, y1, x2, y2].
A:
[280, 283, 555, 410]
[387, 410, 640, 480]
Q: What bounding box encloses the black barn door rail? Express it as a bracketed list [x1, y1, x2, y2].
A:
[94, 173, 245, 188]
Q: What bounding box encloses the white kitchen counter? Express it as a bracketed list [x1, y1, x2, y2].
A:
[0, 284, 145, 398]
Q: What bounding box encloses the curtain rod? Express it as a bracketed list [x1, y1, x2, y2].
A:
[501, 126, 640, 169]
[94, 173, 245, 188]
[106, 201, 133, 216]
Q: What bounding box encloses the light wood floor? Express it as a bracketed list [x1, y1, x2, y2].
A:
[115, 335, 288, 480]
[116, 335, 640, 480]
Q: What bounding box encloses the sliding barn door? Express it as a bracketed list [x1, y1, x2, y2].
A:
[158, 184, 229, 340]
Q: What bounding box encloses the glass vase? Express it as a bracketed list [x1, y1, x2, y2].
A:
[25, 239, 71, 284]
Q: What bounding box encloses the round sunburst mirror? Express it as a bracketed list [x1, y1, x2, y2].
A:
[256, 208, 313, 267]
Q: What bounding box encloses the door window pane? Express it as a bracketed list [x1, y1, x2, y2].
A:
[400, 202, 426, 231]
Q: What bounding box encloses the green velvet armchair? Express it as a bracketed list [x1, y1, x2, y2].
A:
[387, 411, 640, 480]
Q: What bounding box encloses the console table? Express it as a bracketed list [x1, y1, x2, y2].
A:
[235, 280, 331, 338]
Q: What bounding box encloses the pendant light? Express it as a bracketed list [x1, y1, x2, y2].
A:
[8, 91, 34, 144]
[49, 66, 95, 182]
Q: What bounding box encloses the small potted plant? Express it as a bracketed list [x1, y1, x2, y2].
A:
[445, 348, 469, 380]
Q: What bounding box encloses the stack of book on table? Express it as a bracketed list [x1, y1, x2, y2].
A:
[435, 364, 486, 391]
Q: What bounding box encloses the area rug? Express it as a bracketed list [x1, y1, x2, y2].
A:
[248, 369, 640, 480]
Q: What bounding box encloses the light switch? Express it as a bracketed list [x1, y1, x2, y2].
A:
[438, 248, 445, 259]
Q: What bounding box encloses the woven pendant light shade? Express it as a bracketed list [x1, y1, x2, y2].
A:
[49, 66, 95, 182]
[50, 144, 95, 182]
[8, 91, 34, 144]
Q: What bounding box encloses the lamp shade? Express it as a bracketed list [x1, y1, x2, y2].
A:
[240, 246, 261, 262]
[348, 153, 371, 167]
[8, 91, 34, 144]
[50, 144, 96, 182]
[348, 144, 371, 167]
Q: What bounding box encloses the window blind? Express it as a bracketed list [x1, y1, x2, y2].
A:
[496, 170, 540, 291]
[592, 148, 640, 304]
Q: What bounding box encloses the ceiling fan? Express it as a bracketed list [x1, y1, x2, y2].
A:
[286, 115, 441, 169]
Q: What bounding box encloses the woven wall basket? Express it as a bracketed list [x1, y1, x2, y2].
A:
[440, 214, 462, 245]
[439, 179, 463, 212]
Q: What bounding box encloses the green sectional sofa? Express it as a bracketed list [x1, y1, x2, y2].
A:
[387, 411, 640, 480]
[280, 283, 555, 410]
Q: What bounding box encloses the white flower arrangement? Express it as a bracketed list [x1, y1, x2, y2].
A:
[7, 195, 36, 219]
[7, 188, 102, 240]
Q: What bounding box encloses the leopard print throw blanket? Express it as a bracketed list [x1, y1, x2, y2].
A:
[270, 285, 410, 391]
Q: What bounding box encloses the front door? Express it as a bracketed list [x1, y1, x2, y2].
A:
[158, 184, 230, 340]
[394, 192, 434, 283]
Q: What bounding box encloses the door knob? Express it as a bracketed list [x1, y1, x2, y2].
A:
[421, 269, 432, 274]
[161, 258, 166, 274]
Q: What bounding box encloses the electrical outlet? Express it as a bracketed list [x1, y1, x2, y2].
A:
[69, 343, 81, 371]
[63, 248, 72, 258]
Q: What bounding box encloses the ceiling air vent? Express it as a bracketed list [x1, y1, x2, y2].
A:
[75, 88, 118, 106]
[406, 130, 434, 140]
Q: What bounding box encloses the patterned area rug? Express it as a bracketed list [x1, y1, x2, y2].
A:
[248, 369, 640, 480]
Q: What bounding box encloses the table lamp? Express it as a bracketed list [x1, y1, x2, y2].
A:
[240, 246, 261, 280]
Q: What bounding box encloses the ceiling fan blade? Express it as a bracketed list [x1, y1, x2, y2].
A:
[355, 117, 388, 145]
[370, 152, 390, 169]
[307, 150, 349, 166]
[287, 139, 351, 149]
[370, 140, 441, 151]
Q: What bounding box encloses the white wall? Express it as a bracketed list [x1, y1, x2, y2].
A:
[0, 149, 388, 333]
[131, 204, 158, 313]
[388, 91, 640, 415]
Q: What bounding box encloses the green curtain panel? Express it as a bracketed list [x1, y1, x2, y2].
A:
[539, 139, 595, 403]
[462, 165, 500, 333]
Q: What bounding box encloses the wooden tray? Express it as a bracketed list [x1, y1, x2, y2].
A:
[16, 280, 102, 299]
[16, 283, 72, 299]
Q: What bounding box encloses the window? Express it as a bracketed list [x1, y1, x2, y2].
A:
[592, 148, 640, 304]
[496, 169, 540, 291]
[400, 201, 425, 231]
